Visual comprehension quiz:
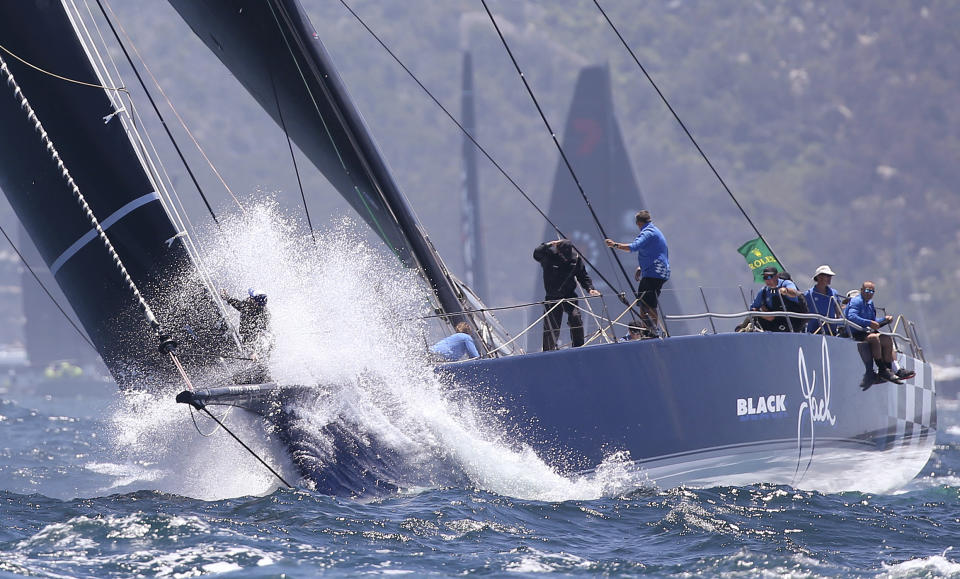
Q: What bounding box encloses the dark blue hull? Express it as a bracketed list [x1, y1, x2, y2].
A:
[184, 332, 935, 495]
[440, 332, 935, 492]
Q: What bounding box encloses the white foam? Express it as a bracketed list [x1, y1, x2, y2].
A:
[880, 550, 960, 578]
[99, 205, 651, 501]
[504, 548, 591, 573]
[99, 391, 291, 500]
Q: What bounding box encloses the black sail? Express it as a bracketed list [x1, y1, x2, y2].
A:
[167, 0, 466, 326]
[531, 65, 684, 347]
[0, 3, 232, 388]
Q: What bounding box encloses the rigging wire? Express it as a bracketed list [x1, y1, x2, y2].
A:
[196, 404, 293, 488]
[266, 0, 405, 262]
[0, 54, 162, 333]
[336, 0, 627, 296]
[479, 0, 637, 295]
[269, 69, 317, 244]
[93, 0, 224, 225]
[591, 0, 782, 267]
[0, 221, 97, 353]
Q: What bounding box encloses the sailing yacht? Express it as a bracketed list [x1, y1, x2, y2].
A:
[0, 1, 936, 496]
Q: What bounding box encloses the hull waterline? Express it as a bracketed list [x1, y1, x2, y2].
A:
[183, 333, 935, 495]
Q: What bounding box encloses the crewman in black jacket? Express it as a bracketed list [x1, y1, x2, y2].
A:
[221, 288, 272, 355]
[534, 239, 601, 351]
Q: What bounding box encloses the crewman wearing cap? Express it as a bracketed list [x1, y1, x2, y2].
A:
[221, 288, 272, 350]
[803, 265, 844, 334]
[749, 265, 802, 332]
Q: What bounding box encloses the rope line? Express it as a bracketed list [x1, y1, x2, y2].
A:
[592, 0, 781, 268]
[337, 0, 626, 295]
[0, 41, 128, 93]
[475, 294, 641, 356]
[1, 54, 160, 331]
[480, 0, 636, 293]
[480, 299, 566, 356]
[189, 403, 232, 437]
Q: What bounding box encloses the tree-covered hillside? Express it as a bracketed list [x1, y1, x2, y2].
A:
[0, 1, 956, 361]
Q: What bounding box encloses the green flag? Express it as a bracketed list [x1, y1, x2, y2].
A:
[737, 237, 781, 283]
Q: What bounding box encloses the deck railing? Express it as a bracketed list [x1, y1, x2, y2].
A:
[431, 286, 927, 363]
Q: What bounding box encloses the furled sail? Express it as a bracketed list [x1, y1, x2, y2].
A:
[0, 2, 233, 388]
[167, 0, 467, 326]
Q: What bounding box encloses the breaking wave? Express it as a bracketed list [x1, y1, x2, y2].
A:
[101, 203, 648, 501]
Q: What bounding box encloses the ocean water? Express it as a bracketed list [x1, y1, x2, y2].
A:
[1, 210, 958, 577]
[0, 390, 958, 577]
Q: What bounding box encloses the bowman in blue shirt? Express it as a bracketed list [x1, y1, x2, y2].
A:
[429, 322, 480, 362]
[606, 210, 670, 334]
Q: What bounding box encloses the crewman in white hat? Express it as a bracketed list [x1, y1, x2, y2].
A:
[802, 265, 842, 333]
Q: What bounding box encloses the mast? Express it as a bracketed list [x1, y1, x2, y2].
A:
[460, 50, 488, 301]
[168, 0, 468, 327]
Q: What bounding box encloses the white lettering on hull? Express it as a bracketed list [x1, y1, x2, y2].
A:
[737, 394, 787, 419]
[795, 337, 837, 480]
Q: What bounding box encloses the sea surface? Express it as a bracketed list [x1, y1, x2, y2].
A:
[0, 382, 959, 578]
[1, 216, 958, 577]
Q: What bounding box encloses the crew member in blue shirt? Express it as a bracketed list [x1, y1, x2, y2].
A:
[605, 210, 669, 335]
[804, 265, 844, 334]
[429, 322, 480, 362]
[845, 280, 910, 388]
[749, 265, 802, 332]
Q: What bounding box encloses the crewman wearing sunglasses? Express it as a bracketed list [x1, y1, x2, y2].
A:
[749, 265, 802, 332]
[845, 281, 912, 388]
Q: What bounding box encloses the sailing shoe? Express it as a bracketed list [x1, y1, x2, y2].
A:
[860, 371, 879, 391]
[878, 366, 904, 385]
[895, 368, 916, 380]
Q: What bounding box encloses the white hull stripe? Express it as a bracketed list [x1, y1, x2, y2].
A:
[50, 192, 161, 275]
